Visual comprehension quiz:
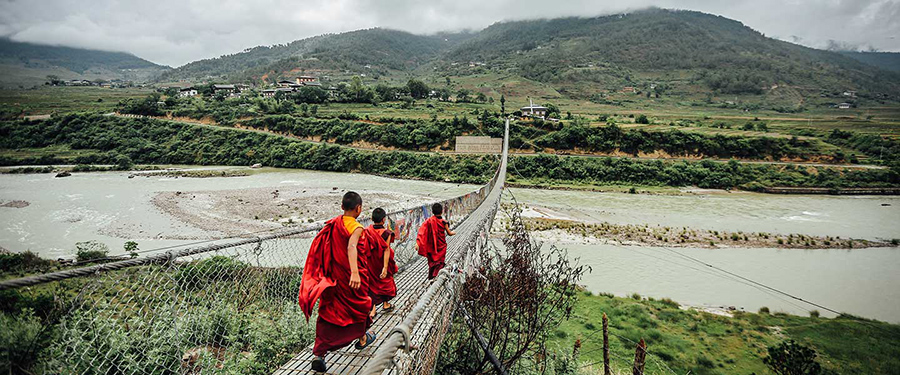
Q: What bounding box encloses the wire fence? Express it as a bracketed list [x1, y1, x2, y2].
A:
[2, 175, 495, 375]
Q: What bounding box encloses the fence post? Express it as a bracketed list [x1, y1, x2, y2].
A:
[632, 338, 646, 375]
[603, 313, 610, 375]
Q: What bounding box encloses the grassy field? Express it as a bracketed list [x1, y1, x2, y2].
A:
[550, 292, 900, 375]
[0, 145, 104, 161]
[0, 86, 154, 116]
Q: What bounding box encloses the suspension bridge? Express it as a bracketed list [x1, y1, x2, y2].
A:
[0, 120, 510, 374]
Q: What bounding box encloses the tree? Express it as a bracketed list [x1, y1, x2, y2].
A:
[115, 155, 134, 170]
[46, 75, 61, 85]
[500, 95, 506, 114]
[475, 92, 487, 103]
[436, 205, 586, 373]
[763, 340, 822, 375]
[124, 241, 139, 258]
[456, 89, 471, 103]
[636, 114, 650, 124]
[407, 79, 429, 99]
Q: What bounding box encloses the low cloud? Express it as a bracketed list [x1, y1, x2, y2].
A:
[1, 0, 898, 67]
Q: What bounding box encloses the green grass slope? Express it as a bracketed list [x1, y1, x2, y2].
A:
[551, 292, 900, 375]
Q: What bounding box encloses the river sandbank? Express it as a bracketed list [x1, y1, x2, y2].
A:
[149, 185, 427, 237]
[524, 217, 896, 249]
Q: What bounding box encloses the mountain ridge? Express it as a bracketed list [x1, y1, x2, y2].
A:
[0, 38, 169, 87]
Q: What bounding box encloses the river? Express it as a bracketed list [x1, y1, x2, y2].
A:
[2, 169, 898, 322]
[0, 167, 476, 259]
[507, 187, 900, 323]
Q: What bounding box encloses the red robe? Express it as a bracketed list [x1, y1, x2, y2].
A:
[417, 215, 448, 279]
[365, 225, 398, 305]
[298, 215, 372, 356]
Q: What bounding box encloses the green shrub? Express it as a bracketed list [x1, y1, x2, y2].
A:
[0, 309, 49, 374]
[0, 251, 54, 275]
[759, 306, 770, 314]
[764, 340, 822, 375]
[75, 241, 109, 262]
[697, 355, 715, 368]
[809, 310, 820, 318]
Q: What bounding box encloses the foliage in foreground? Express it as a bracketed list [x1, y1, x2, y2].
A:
[0, 257, 313, 375]
[436, 205, 587, 374]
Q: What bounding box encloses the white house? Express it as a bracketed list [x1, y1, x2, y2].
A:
[520, 99, 549, 118]
[178, 87, 198, 97]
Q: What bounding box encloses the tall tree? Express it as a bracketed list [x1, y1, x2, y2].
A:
[407, 79, 429, 99]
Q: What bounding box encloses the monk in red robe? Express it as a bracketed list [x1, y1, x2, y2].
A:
[365, 207, 398, 318]
[297, 191, 376, 372]
[417, 203, 456, 280]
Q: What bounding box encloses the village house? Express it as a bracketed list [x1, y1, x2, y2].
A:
[837, 102, 852, 109]
[296, 75, 317, 84]
[277, 80, 297, 88]
[622, 86, 636, 94]
[213, 84, 238, 96]
[842, 91, 857, 98]
[178, 87, 198, 97]
[520, 101, 549, 119]
[262, 89, 277, 98]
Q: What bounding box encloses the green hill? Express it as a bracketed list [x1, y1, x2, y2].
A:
[841, 51, 900, 72]
[441, 9, 900, 100]
[0, 39, 169, 88]
[154, 8, 900, 104]
[157, 28, 471, 83]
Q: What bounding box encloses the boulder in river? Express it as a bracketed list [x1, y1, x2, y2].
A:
[55, 171, 71, 178]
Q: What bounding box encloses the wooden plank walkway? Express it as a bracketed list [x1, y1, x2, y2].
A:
[272, 194, 498, 375]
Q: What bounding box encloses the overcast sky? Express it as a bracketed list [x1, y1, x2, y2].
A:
[1, 0, 898, 67]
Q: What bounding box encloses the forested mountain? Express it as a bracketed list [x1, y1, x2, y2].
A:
[841, 51, 900, 73]
[443, 9, 900, 98]
[157, 28, 471, 83]
[0, 39, 169, 87]
[155, 8, 899, 102]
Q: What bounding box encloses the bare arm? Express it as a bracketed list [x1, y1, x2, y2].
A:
[381, 245, 390, 278]
[445, 222, 455, 236]
[348, 227, 363, 289]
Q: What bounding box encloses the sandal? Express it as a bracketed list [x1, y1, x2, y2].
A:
[354, 332, 377, 350]
[311, 356, 327, 372]
[382, 303, 394, 312]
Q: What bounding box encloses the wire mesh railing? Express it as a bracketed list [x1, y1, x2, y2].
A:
[1, 162, 499, 375]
